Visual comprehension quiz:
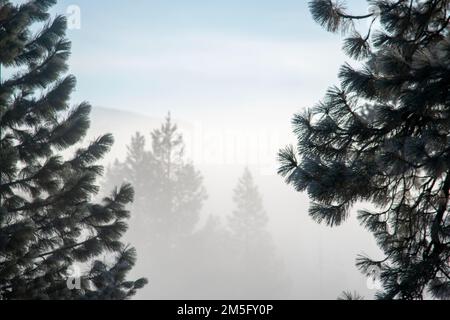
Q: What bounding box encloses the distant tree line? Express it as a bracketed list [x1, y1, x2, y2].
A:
[104, 114, 290, 299]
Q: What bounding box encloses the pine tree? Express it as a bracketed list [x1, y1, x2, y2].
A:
[0, 0, 146, 299]
[124, 132, 148, 191]
[104, 132, 151, 222]
[338, 291, 365, 301]
[103, 114, 206, 298]
[229, 168, 269, 246]
[228, 168, 289, 299]
[279, 0, 450, 299]
[104, 114, 207, 249]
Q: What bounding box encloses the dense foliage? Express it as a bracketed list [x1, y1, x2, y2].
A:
[0, 0, 146, 299]
[279, 0, 450, 299]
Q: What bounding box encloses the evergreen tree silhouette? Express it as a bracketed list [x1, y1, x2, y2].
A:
[279, 0, 450, 300]
[104, 114, 207, 250]
[229, 168, 289, 299]
[229, 168, 269, 252]
[0, 0, 146, 299]
[103, 114, 207, 298]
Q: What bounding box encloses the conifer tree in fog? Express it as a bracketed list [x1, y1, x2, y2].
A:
[229, 169, 288, 298]
[0, 0, 146, 299]
[279, 0, 450, 299]
[105, 133, 150, 220]
[229, 168, 269, 247]
[150, 114, 207, 242]
[104, 114, 207, 249]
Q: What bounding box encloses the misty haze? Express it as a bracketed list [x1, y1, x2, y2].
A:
[87, 107, 379, 300]
[1, 0, 449, 302]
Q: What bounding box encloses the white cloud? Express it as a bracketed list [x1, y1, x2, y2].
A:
[70, 32, 349, 143]
[71, 32, 346, 81]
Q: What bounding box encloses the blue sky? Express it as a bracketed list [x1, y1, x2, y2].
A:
[45, 1, 370, 125]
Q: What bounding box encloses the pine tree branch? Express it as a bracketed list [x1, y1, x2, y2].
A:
[35, 235, 99, 260]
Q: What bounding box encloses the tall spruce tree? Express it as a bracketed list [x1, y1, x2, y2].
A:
[229, 168, 269, 247]
[104, 132, 151, 223]
[228, 168, 289, 299]
[279, 0, 450, 299]
[0, 0, 146, 299]
[103, 114, 206, 299]
[104, 114, 207, 249]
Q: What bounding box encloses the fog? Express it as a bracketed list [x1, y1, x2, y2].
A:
[79, 108, 382, 300]
[45, 0, 383, 300]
